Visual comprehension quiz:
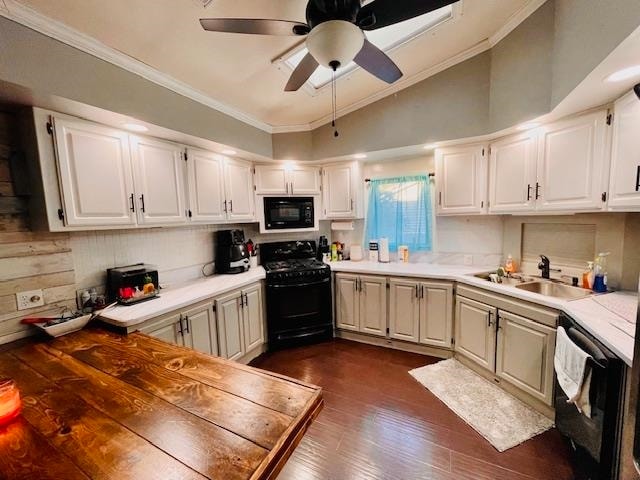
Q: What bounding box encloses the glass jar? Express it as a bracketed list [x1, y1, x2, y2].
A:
[0, 378, 21, 426]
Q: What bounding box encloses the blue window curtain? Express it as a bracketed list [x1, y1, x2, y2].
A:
[365, 175, 433, 252]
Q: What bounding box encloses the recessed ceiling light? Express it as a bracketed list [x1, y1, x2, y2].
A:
[517, 122, 541, 131]
[123, 123, 148, 132]
[222, 149, 237, 155]
[354, 153, 367, 159]
[606, 65, 640, 82]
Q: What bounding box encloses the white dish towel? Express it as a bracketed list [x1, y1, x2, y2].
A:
[554, 326, 593, 418]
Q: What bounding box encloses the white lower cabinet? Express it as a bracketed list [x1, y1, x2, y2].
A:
[495, 311, 556, 405]
[389, 278, 420, 342]
[335, 273, 386, 337]
[139, 301, 218, 355]
[455, 296, 497, 371]
[389, 278, 453, 347]
[419, 282, 454, 348]
[455, 293, 557, 406]
[216, 284, 265, 361]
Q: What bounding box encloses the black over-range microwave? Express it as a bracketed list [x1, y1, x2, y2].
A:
[263, 197, 314, 230]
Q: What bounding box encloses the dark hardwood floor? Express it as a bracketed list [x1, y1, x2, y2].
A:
[251, 339, 575, 480]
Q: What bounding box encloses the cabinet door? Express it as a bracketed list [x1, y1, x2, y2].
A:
[536, 110, 610, 212]
[359, 275, 387, 337]
[224, 159, 255, 221]
[389, 278, 420, 342]
[419, 281, 453, 348]
[242, 284, 265, 353]
[291, 166, 321, 195]
[140, 313, 184, 347]
[186, 148, 226, 222]
[130, 136, 187, 225]
[608, 91, 640, 210]
[435, 144, 487, 215]
[216, 291, 245, 361]
[52, 117, 136, 227]
[335, 274, 359, 331]
[455, 296, 496, 371]
[254, 165, 288, 195]
[323, 163, 355, 218]
[183, 303, 218, 356]
[496, 311, 556, 405]
[489, 132, 537, 213]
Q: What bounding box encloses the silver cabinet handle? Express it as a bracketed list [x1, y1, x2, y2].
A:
[223, 200, 228, 213]
[244, 292, 249, 307]
[139, 194, 146, 213]
[129, 194, 136, 212]
[183, 315, 190, 334]
[420, 285, 424, 299]
[229, 200, 233, 213]
[415, 284, 419, 298]
[487, 311, 494, 327]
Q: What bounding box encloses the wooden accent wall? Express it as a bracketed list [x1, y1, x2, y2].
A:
[0, 110, 76, 343]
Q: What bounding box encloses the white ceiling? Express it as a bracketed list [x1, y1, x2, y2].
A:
[8, 0, 537, 130]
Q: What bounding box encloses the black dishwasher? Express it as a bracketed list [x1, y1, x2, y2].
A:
[555, 315, 626, 480]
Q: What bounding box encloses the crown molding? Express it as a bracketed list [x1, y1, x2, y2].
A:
[0, 0, 275, 133]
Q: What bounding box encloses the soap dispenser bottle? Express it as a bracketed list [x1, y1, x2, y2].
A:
[582, 261, 594, 289]
[592, 253, 610, 293]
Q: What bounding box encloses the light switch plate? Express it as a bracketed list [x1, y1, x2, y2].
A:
[16, 289, 45, 311]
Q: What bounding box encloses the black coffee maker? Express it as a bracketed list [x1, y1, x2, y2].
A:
[317, 235, 330, 261]
[215, 229, 250, 274]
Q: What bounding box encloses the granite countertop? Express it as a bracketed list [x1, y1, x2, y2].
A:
[99, 267, 266, 327]
[330, 261, 637, 366]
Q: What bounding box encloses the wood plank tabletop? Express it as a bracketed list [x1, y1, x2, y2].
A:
[0, 328, 323, 480]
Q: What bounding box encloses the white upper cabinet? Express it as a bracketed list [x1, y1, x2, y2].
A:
[52, 117, 137, 227]
[224, 159, 255, 221]
[488, 132, 538, 213]
[255, 165, 288, 195]
[291, 166, 321, 194]
[608, 91, 640, 211]
[322, 162, 360, 219]
[186, 148, 226, 222]
[535, 110, 610, 212]
[435, 144, 488, 215]
[255, 165, 321, 195]
[130, 136, 187, 225]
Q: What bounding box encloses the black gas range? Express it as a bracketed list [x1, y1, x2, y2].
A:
[261, 241, 333, 349]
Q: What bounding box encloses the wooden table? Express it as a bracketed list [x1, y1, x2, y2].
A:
[0, 328, 323, 480]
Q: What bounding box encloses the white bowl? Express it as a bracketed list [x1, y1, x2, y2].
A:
[35, 313, 93, 337]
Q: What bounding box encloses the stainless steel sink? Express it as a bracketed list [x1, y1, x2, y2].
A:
[515, 281, 593, 300]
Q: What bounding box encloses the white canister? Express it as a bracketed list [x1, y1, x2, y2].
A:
[249, 256, 258, 269]
[379, 238, 390, 263]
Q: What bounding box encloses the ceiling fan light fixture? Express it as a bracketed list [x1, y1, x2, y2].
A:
[306, 20, 364, 70]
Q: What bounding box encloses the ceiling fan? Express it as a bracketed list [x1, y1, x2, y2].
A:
[200, 0, 457, 92]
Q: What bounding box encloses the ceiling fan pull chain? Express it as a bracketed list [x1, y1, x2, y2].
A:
[332, 70, 339, 138]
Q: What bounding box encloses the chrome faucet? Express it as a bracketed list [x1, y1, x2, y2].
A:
[538, 255, 561, 279]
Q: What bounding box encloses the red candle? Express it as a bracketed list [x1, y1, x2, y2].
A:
[0, 379, 21, 426]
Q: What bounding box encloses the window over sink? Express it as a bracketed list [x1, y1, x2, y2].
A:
[365, 175, 433, 252]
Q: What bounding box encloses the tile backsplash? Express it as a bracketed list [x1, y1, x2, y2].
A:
[71, 222, 331, 290]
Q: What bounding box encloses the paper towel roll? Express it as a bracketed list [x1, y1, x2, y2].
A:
[379, 238, 390, 263]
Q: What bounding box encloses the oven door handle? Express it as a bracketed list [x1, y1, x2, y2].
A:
[268, 278, 330, 289]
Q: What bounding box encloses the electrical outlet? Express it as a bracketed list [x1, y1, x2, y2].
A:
[463, 255, 473, 266]
[16, 289, 45, 311]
